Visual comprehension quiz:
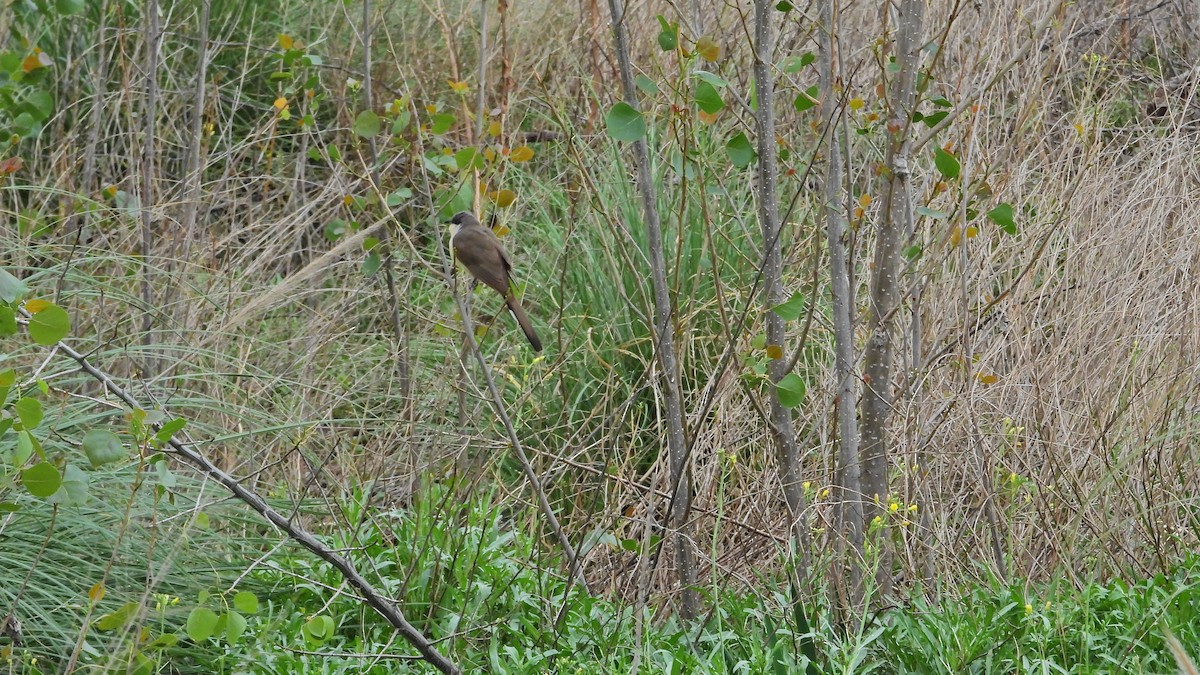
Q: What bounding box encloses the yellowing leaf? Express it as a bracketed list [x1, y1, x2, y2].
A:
[89, 582, 105, 603]
[25, 299, 50, 313]
[483, 147, 496, 162]
[448, 80, 469, 94]
[848, 97, 865, 110]
[342, 195, 354, 206]
[492, 223, 510, 237]
[696, 36, 721, 62]
[766, 345, 783, 359]
[493, 189, 516, 207]
[697, 110, 719, 124]
[510, 146, 534, 162]
[1073, 122, 1085, 136]
[278, 34, 294, 50]
[858, 193, 872, 207]
[487, 120, 502, 137]
[965, 226, 978, 238]
[976, 373, 999, 385]
[273, 97, 288, 110]
[22, 53, 44, 73]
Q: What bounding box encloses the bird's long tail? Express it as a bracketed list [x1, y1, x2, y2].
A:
[506, 297, 542, 352]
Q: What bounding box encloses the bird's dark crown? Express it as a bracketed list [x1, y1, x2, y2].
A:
[450, 211, 475, 226]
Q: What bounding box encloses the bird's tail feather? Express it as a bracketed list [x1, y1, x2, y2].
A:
[506, 298, 542, 351]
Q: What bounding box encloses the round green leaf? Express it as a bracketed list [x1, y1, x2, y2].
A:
[605, 102, 646, 142]
[726, 132, 756, 169]
[771, 292, 805, 322]
[22, 462, 62, 498]
[655, 15, 678, 51]
[224, 611, 247, 644]
[27, 302, 70, 345]
[82, 429, 126, 468]
[695, 81, 725, 115]
[352, 110, 381, 138]
[14, 396, 43, 429]
[55, 0, 86, 14]
[774, 373, 807, 409]
[233, 591, 259, 614]
[186, 607, 220, 642]
[49, 463, 88, 505]
[793, 86, 820, 113]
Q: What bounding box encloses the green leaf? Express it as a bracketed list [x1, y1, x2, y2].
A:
[22, 462, 62, 498]
[386, 187, 413, 207]
[921, 110, 949, 127]
[186, 607, 220, 642]
[154, 460, 177, 489]
[987, 202, 1017, 235]
[391, 111, 411, 134]
[352, 110, 381, 138]
[695, 81, 725, 114]
[96, 601, 139, 631]
[454, 147, 483, 171]
[655, 15, 678, 51]
[13, 430, 35, 464]
[771, 292, 805, 321]
[903, 245, 923, 260]
[14, 397, 43, 429]
[634, 75, 658, 96]
[224, 611, 247, 645]
[304, 615, 333, 641]
[776, 0, 793, 10]
[692, 70, 729, 88]
[782, 52, 816, 73]
[82, 429, 126, 467]
[793, 86, 820, 113]
[933, 147, 961, 180]
[774, 373, 807, 409]
[27, 302, 70, 344]
[362, 251, 382, 277]
[0, 305, 16, 336]
[0, 503, 19, 513]
[27, 91, 54, 119]
[50, 463, 88, 505]
[233, 591, 259, 614]
[604, 102, 646, 142]
[726, 132, 756, 169]
[0, 269, 30, 303]
[154, 418, 186, 444]
[430, 113, 456, 135]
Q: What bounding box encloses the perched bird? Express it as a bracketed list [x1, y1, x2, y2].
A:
[449, 211, 542, 351]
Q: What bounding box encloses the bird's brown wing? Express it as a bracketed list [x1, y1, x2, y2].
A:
[452, 226, 512, 297]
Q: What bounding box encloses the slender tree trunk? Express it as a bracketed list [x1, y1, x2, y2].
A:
[139, 0, 161, 359]
[752, 0, 809, 577]
[818, 0, 864, 612]
[606, 0, 699, 620]
[861, 0, 924, 598]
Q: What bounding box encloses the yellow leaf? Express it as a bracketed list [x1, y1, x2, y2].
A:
[1073, 122, 1085, 136]
[448, 80, 469, 94]
[510, 146, 534, 162]
[89, 582, 105, 603]
[273, 97, 288, 110]
[483, 147, 496, 162]
[965, 226, 978, 238]
[858, 193, 872, 207]
[21, 53, 43, 73]
[976, 373, 999, 385]
[493, 189, 516, 207]
[766, 344, 783, 359]
[342, 195, 354, 206]
[696, 36, 721, 62]
[425, 104, 438, 114]
[492, 223, 510, 237]
[950, 226, 961, 246]
[101, 185, 117, 199]
[848, 97, 865, 110]
[487, 120, 502, 137]
[697, 109, 719, 124]
[278, 34, 294, 50]
[25, 299, 50, 313]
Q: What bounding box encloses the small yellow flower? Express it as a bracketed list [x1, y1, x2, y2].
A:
[908, 504, 918, 512]
[803, 481, 811, 490]
[1024, 603, 1033, 615]
[889, 502, 900, 513]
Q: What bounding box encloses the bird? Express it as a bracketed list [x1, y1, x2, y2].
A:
[449, 211, 542, 351]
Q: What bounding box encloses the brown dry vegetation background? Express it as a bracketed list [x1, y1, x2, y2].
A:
[4, 0, 1200, 618]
